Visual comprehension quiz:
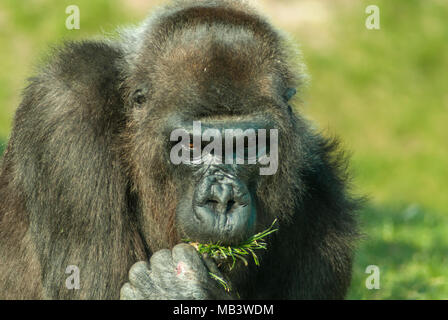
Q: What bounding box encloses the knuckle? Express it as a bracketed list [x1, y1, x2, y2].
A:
[129, 261, 149, 276]
[128, 261, 151, 286]
[120, 283, 137, 300]
[173, 243, 198, 258]
[150, 249, 172, 265]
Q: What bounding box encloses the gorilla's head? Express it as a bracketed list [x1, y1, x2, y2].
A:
[121, 3, 305, 250]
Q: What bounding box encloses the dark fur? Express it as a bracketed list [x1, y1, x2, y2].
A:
[0, 0, 360, 299]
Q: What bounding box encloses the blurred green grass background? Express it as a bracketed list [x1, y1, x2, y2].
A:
[0, 0, 447, 299]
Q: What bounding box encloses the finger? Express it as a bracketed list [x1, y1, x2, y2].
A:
[128, 261, 152, 289]
[202, 255, 223, 277]
[150, 249, 175, 275]
[172, 243, 209, 280]
[120, 282, 146, 300]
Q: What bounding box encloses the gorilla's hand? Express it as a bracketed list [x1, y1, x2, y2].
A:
[120, 243, 233, 300]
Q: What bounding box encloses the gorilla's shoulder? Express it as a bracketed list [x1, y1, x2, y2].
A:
[16, 40, 126, 123]
[11, 40, 127, 138]
[33, 40, 124, 103]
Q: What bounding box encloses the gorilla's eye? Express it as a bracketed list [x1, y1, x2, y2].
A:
[132, 89, 147, 106]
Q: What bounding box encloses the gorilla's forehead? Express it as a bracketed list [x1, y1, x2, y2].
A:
[164, 32, 268, 73]
[149, 34, 279, 105]
[128, 4, 292, 115]
[137, 6, 284, 99]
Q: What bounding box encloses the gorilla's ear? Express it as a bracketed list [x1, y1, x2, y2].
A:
[283, 88, 297, 102]
[131, 88, 148, 107]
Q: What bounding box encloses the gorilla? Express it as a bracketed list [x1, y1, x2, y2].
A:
[0, 0, 360, 299]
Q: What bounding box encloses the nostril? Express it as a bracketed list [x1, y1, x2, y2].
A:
[205, 199, 219, 211]
[204, 199, 238, 214]
[226, 200, 236, 213]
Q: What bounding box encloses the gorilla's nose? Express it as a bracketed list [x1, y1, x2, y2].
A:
[191, 170, 255, 243]
[194, 171, 251, 213]
[197, 172, 249, 215]
[204, 182, 240, 215]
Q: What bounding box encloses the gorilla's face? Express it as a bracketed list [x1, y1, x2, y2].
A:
[167, 116, 278, 245]
[126, 70, 291, 249]
[125, 29, 296, 249]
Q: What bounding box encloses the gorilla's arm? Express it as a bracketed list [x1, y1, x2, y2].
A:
[0, 41, 145, 299]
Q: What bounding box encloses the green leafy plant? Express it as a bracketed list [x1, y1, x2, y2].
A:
[184, 219, 279, 291]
